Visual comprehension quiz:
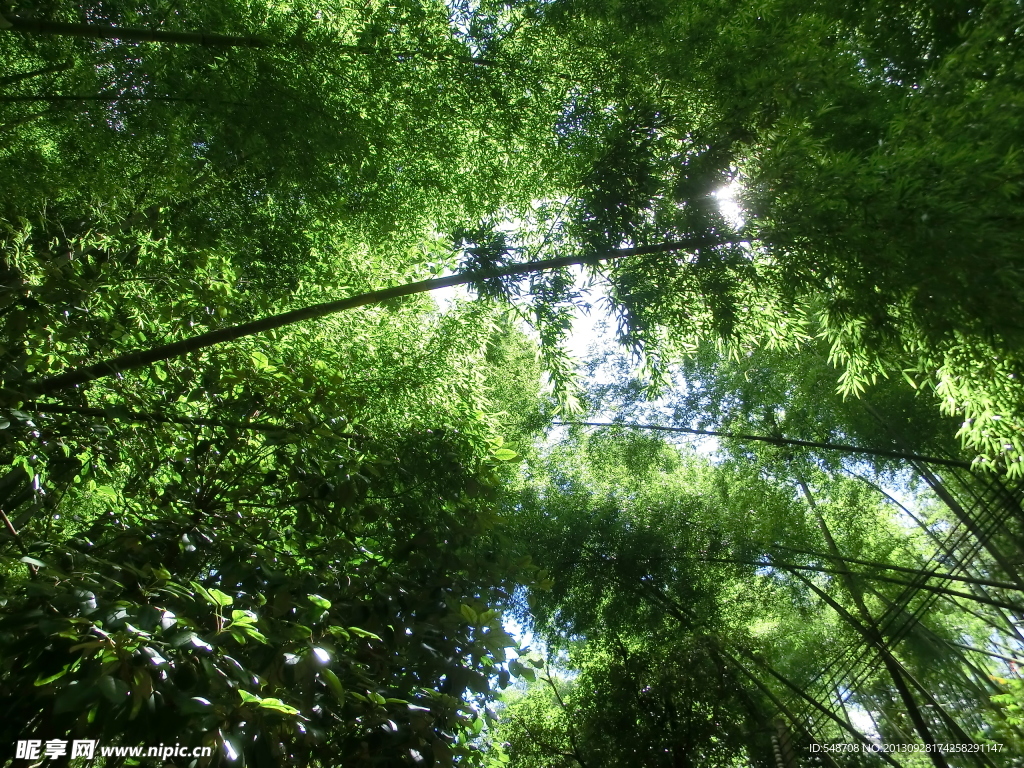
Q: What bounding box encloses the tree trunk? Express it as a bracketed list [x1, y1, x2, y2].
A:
[740, 558, 1024, 612]
[0, 60, 73, 87]
[794, 570, 953, 768]
[915, 464, 1024, 589]
[0, 94, 244, 104]
[2, 15, 270, 46]
[627, 567, 892, 768]
[845, 472, 1024, 639]
[773, 720, 798, 768]
[555, 421, 972, 469]
[598, 546, 897, 768]
[20, 238, 728, 395]
[0, 14, 510, 70]
[857, 400, 1024, 585]
[26, 402, 346, 437]
[797, 478, 953, 768]
[719, 645, 901, 768]
[772, 544, 1024, 592]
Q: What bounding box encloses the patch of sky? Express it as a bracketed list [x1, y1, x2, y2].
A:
[754, 566, 778, 584]
[437, 184, 749, 464]
[444, 0, 527, 60]
[429, 277, 470, 315]
[445, 0, 481, 55]
[842, 695, 881, 741]
[502, 612, 539, 661]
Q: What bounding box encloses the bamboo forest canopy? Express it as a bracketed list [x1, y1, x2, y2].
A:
[0, 0, 1022, 765]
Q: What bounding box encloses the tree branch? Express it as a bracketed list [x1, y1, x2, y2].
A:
[22, 238, 729, 395]
[555, 421, 973, 469]
[2, 15, 270, 46]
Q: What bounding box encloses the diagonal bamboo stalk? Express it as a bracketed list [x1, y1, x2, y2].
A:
[557, 421, 974, 469]
[21, 239, 730, 395]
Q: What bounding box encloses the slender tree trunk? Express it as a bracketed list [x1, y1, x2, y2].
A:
[941, 644, 1024, 740]
[20, 238, 728, 395]
[595, 547, 896, 768]
[797, 479, 953, 768]
[736, 558, 1024, 612]
[697, 552, 1024, 608]
[794, 570, 953, 768]
[986, 478, 1024, 533]
[940, 594, 1024, 645]
[720, 645, 902, 768]
[845, 472, 1024, 640]
[0, 94, 245, 104]
[26, 402, 347, 436]
[833, 683, 855, 731]
[2, 15, 270, 46]
[556, 421, 973, 469]
[950, 642, 1022, 666]
[773, 720, 799, 768]
[860, 399, 1024, 530]
[918, 464, 1024, 590]
[0, 60, 73, 87]
[717, 650, 849, 768]
[858, 398, 1024, 585]
[542, 666, 588, 768]
[888, 657, 999, 768]
[0, 14, 511, 70]
[769, 545, 1024, 593]
[846, 471, 954, 549]
[803, 577, 1004, 768]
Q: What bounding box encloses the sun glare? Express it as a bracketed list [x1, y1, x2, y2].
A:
[714, 180, 745, 228]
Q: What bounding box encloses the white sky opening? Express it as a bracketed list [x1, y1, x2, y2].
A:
[714, 179, 745, 229]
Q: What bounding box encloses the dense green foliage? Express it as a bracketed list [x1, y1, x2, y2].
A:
[1, 0, 1023, 765]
